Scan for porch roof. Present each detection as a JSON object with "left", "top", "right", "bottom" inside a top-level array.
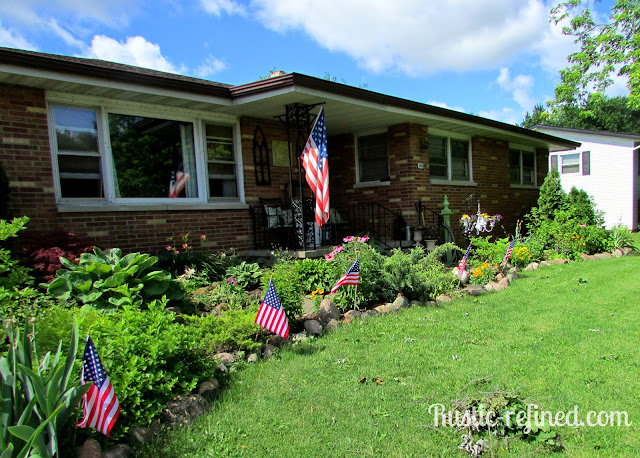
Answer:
[{"left": 0, "top": 47, "right": 579, "bottom": 152}]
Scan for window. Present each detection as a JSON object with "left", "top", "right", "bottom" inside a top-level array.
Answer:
[
  {"left": 49, "top": 102, "right": 242, "bottom": 205},
  {"left": 206, "top": 124, "right": 238, "bottom": 198},
  {"left": 428, "top": 134, "right": 471, "bottom": 181},
  {"left": 509, "top": 148, "right": 536, "bottom": 186},
  {"left": 52, "top": 106, "right": 104, "bottom": 198},
  {"left": 357, "top": 133, "right": 389, "bottom": 182},
  {"left": 561, "top": 153, "right": 580, "bottom": 174}
]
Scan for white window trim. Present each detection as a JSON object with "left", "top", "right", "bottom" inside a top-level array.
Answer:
[
  {"left": 46, "top": 94, "right": 244, "bottom": 209},
  {"left": 354, "top": 130, "right": 390, "bottom": 185},
  {"left": 428, "top": 129, "right": 474, "bottom": 184},
  {"left": 560, "top": 152, "right": 581, "bottom": 175},
  {"left": 510, "top": 145, "right": 538, "bottom": 188}
]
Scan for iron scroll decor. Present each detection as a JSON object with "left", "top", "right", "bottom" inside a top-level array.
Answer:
[{"left": 252, "top": 125, "right": 271, "bottom": 186}]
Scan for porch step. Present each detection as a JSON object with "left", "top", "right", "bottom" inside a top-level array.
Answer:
[{"left": 243, "top": 246, "right": 333, "bottom": 259}]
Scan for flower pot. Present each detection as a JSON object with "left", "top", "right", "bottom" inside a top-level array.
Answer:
[
  {"left": 425, "top": 239, "right": 437, "bottom": 251},
  {"left": 413, "top": 229, "right": 423, "bottom": 246}
]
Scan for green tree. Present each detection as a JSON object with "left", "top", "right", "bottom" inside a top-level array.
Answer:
[
  {"left": 537, "top": 168, "right": 566, "bottom": 220},
  {"left": 550, "top": 0, "right": 640, "bottom": 110}
]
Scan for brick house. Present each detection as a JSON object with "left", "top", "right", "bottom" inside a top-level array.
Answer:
[{"left": 0, "top": 47, "right": 578, "bottom": 254}]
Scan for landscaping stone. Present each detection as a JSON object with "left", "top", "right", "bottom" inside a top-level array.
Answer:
[
  {"left": 375, "top": 304, "right": 390, "bottom": 314},
  {"left": 506, "top": 272, "right": 519, "bottom": 282},
  {"left": 494, "top": 277, "right": 510, "bottom": 291},
  {"left": 262, "top": 344, "right": 276, "bottom": 359},
  {"left": 463, "top": 284, "right": 485, "bottom": 296},
  {"left": 103, "top": 444, "right": 134, "bottom": 458},
  {"left": 623, "top": 247, "right": 634, "bottom": 255},
  {"left": 509, "top": 267, "right": 519, "bottom": 273},
  {"left": 318, "top": 298, "right": 341, "bottom": 325},
  {"left": 166, "top": 306, "right": 182, "bottom": 315},
  {"left": 426, "top": 300, "right": 438, "bottom": 306},
  {"left": 217, "top": 363, "right": 227, "bottom": 373},
  {"left": 198, "top": 378, "right": 220, "bottom": 400},
  {"left": 611, "top": 249, "right": 624, "bottom": 258},
  {"left": 392, "top": 294, "right": 410, "bottom": 308},
  {"left": 247, "top": 353, "right": 259, "bottom": 363},
  {"left": 484, "top": 282, "right": 498, "bottom": 292},
  {"left": 551, "top": 258, "right": 568, "bottom": 264},
  {"left": 581, "top": 253, "right": 595, "bottom": 261},
  {"left": 344, "top": 310, "right": 361, "bottom": 321},
  {"left": 495, "top": 273, "right": 505, "bottom": 281},
  {"left": 540, "top": 261, "right": 552, "bottom": 267},
  {"left": 301, "top": 297, "right": 315, "bottom": 315},
  {"left": 77, "top": 439, "right": 102, "bottom": 458},
  {"left": 410, "top": 300, "right": 421, "bottom": 307},
  {"left": 304, "top": 319, "right": 323, "bottom": 336},
  {"left": 524, "top": 262, "right": 539, "bottom": 271},
  {"left": 594, "top": 252, "right": 612, "bottom": 260},
  {"left": 326, "top": 319, "right": 340, "bottom": 331},
  {"left": 163, "top": 395, "right": 210, "bottom": 427},
  {"left": 367, "top": 309, "right": 380, "bottom": 317},
  {"left": 435, "top": 294, "right": 452, "bottom": 304},
  {"left": 387, "top": 302, "right": 402, "bottom": 312},
  {"left": 128, "top": 423, "right": 160, "bottom": 446},
  {"left": 268, "top": 335, "right": 286, "bottom": 347},
  {"left": 214, "top": 352, "right": 235, "bottom": 365}
]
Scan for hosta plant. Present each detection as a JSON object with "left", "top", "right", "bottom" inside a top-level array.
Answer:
[{"left": 48, "top": 247, "right": 183, "bottom": 309}]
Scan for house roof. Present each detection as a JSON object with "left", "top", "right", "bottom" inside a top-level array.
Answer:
[
  {"left": 0, "top": 47, "right": 580, "bottom": 151},
  {"left": 531, "top": 124, "right": 640, "bottom": 141}
]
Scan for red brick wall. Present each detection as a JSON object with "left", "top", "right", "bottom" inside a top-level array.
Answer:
[{"left": 1, "top": 83, "right": 547, "bottom": 252}]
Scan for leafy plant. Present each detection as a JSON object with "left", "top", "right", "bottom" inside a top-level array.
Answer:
[
  {"left": 609, "top": 224, "right": 636, "bottom": 251},
  {"left": 0, "top": 319, "right": 91, "bottom": 457},
  {"left": 187, "top": 280, "right": 258, "bottom": 312},
  {"left": 261, "top": 259, "right": 303, "bottom": 320},
  {"left": 0, "top": 217, "right": 32, "bottom": 289},
  {"left": 48, "top": 247, "right": 183, "bottom": 309},
  {"left": 295, "top": 258, "right": 337, "bottom": 294},
  {"left": 469, "top": 261, "right": 497, "bottom": 285},
  {"left": 536, "top": 168, "right": 566, "bottom": 221},
  {"left": 225, "top": 261, "right": 262, "bottom": 289},
  {"left": 185, "top": 309, "right": 262, "bottom": 353}
]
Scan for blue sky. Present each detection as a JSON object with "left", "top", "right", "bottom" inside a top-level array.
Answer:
[{"left": 0, "top": 0, "right": 626, "bottom": 125}]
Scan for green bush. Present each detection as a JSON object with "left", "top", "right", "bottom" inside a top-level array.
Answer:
[
  {"left": 261, "top": 259, "right": 303, "bottom": 319},
  {"left": 609, "top": 224, "right": 637, "bottom": 251},
  {"left": 0, "top": 286, "right": 70, "bottom": 326},
  {"left": 185, "top": 309, "right": 261, "bottom": 353},
  {"left": 225, "top": 261, "right": 262, "bottom": 289},
  {"left": 295, "top": 258, "right": 337, "bottom": 294},
  {"left": 48, "top": 247, "right": 183, "bottom": 309},
  {"left": 187, "top": 280, "right": 258, "bottom": 312},
  {"left": 0, "top": 217, "right": 32, "bottom": 289},
  {"left": 36, "top": 301, "right": 216, "bottom": 440}
]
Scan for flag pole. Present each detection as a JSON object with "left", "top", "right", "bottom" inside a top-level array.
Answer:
[{"left": 353, "top": 283, "right": 358, "bottom": 311}]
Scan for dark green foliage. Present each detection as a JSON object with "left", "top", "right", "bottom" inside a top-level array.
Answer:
[
  {"left": 48, "top": 247, "right": 183, "bottom": 309},
  {"left": 536, "top": 169, "right": 566, "bottom": 221},
  {"left": 565, "top": 187, "right": 602, "bottom": 225},
  {"left": 225, "top": 261, "right": 262, "bottom": 289},
  {"left": 186, "top": 280, "right": 258, "bottom": 312},
  {"left": 261, "top": 260, "right": 303, "bottom": 319},
  {"left": 0, "top": 287, "right": 70, "bottom": 329}
]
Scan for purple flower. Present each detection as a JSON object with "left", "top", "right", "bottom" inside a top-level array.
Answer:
[{"left": 226, "top": 277, "right": 237, "bottom": 285}]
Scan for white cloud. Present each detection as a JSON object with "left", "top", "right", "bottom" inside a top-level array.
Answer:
[
  {"left": 200, "top": 0, "right": 246, "bottom": 16},
  {"left": 496, "top": 67, "right": 536, "bottom": 111},
  {"left": 247, "top": 0, "right": 548, "bottom": 75},
  {"left": 532, "top": 10, "right": 578, "bottom": 75},
  {"left": 0, "top": 24, "right": 36, "bottom": 50},
  {"left": 478, "top": 107, "right": 521, "bottom": 125},
  {"left": 11, "top": 0, "right": 138, "bottom": 28},
  {"left": 427, "top": 101, "right": 467, "bottom": 113},
  {"left": 192, "top": 55, "right": 227, "bottom": 78},
  {"left": 82, "top": 35, "right": 185, "bottom": 74}
]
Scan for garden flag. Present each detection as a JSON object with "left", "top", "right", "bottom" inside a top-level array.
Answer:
[
  {"left": 330, "top": 258, "right": 360, "bottom": 294},
  {"left": 77, "top": 336, "right": 120, "bottom": 436},
  {"left": 301, "top": 107, "right": 330, "bottom": 227},
  {"left": 256, "top": 279, "right": 290, "bottom": 339},
  {"left": 458, "top": 244, "right": 471, "bottom": 280},
  {"left": 169, "top": 170, "right": 190, "bottom": 198},
  {"left": 502, "top": 238, "right": 517, "bottom": 264}
]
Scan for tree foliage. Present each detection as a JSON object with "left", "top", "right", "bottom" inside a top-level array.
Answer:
[{"left": 550, "top": 0, "right": 640, "bottom": 110}]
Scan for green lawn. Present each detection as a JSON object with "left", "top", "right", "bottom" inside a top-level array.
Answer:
[{"left": 141, "top": 257, "right": 640, "bottom": 457}]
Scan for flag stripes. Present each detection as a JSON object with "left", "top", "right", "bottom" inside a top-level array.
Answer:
[
  {"left": 301, "top": 107, "right": 329, "bottom": 227},
  {"left": 255, "top": 279, "right": 290, "bottom": 339},
  {"left": 330, "top": 258, "right": 360, "bottom": 294}
]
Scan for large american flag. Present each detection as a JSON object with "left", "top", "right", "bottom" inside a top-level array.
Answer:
[
  {"left": 458, "top": 244, "right": 472, "bottom": 280},
  {"left": 301, "top": 107, "right": 329, "bottom": 227},
  {"left": 77, "top": 336, "right": 120, "bottom": 436},
  {"left": 330, "top": 258, "right": 360, "bottom": 294},
  {"left": 502, "top": 238, "right": 518, "bottom": 264},
  {"left": 255, "top": 279, "right": 290, "bottom": 339}
]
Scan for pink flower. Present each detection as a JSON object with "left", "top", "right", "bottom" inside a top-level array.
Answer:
[
  {"left": 182, "top": 243, "right": 188, "bottom": 249},
  {"left": 174, "top": 250, "right": 180, "bottom": 255},
  {"left": 200, "top": 234, "right": 207, "bottom": 241},
  {"left": 343, "top": 236, "right": 355, "bottom": 243},
  {"left": 334, "top": 245, "right": 344, "bottom": 253},
  {"left": 226, "top": 277, "right": 237, "bottom": 285},
  {"left": 324, "top": 253, "right": 335, "bottom": 261},
  {"left": 166, "top": 245, "right": 173, "bottom": 251},
  {"left": 580, "top": 223, "right": 586, "bottom": 227},
  {"left": 359, "top": 235, "right": 370, "bottom": 243}
]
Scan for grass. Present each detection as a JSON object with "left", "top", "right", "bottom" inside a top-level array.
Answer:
[{"left": 140, "top": 257, "right": 640, "bottom": 457}]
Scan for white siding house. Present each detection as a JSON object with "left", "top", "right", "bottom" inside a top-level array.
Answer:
[{"left": 533, "top": 126, "right": 640, "bottom": 229}]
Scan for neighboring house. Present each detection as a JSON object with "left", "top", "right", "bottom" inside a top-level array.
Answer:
[
  {"left": 533, "top": 125, "right": 640, "bottom": 229},
  {"left": 0, "top": 48, "right": 579, "bottom": 254}
]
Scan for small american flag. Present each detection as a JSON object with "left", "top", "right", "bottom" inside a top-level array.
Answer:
[
  {"left": 77, "top": 336, "right": 120, "bottom": 436},
  {"left": 502, "top": 238, "right": 518, "bottom": 264},
  {"left": 301, "top": 107, "right": 329, "bottom": 227},
  {"left": 330, "top": 258, "right": 360, "bottom": 294},
  {"left": 169, "top": 170, "right": 190, "bottom": 198},
  {"left": 458, "top": 244, "right": 472, "bottom": 280},
  {"left": 255, "top": 279, "right": 289, "bottom": 339}
]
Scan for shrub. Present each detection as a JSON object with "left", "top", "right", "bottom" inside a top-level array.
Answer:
[
  {"left": 225, "top": 261, "right": 262, "bottom": 289},
  {"left": 48, "top": 247, "right": 183, "bottom": 309},
  {"left": 537, "top": 168, "right": 566, "bottom": 220},
  {"left": 469, "top": 261, "right": 498, "bottom": 285},
  {"left": 295, "top": 258, "right": 338, "bottom": 294},
  {"left": 185, "top": 309, "right": 262, "bottom": 353},
  {"left": 609, "top": 224, "right": 637, "bottom": 251},
  {"left": 261, "top": 259, "right": 303, "bottom": 319},
  {"left": 565, "top": 187, "right": 603, "bottom": 225},
  {"left": 187, "top": 280, "right": 258, "bottom": 312},
  {"left": 0, "top": 286, "right": 70, "bottom": 326},
  {"left": 19, "top": 228, "right": 95, "bottom": 283},
  {"left": 0, "top": 217, "right": 32, "bottom": 289}
]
